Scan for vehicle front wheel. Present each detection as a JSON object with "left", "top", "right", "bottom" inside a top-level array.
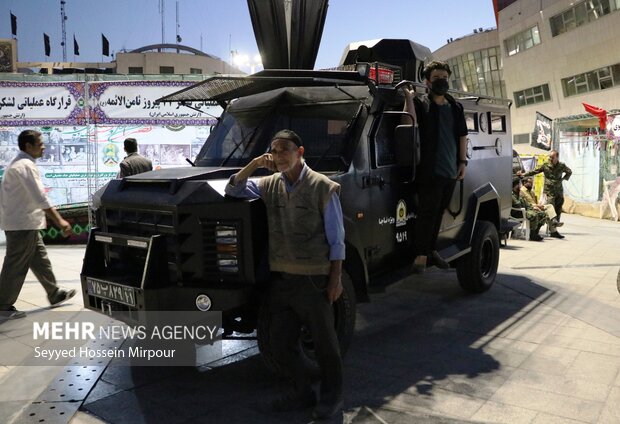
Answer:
[
  {"left": 257, "top": 270, "right": 356, "bottom": 377},
  {"left": 456, "top": 220, "right": 499, "bottom": 293}
]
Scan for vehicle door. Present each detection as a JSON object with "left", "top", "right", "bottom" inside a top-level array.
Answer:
[{"left": 364, "top": 110, "right": 417, "bottom": 272}]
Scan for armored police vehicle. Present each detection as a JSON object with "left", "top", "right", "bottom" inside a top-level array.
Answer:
[{"left": 81, "top": 39, "right": 514, "bottom": 373}]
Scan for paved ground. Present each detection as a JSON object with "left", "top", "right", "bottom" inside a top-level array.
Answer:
[{"left": 1, "top": 213, "right": 619, "bottom": 424}]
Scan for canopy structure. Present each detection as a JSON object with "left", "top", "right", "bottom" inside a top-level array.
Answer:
[{"left": 157, "top": 69, "right": 368, "bottom": 104}]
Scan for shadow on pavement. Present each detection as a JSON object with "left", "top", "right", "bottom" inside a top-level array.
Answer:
[{"left": 81, "top": 271, "right": 552, "bottom": 424}]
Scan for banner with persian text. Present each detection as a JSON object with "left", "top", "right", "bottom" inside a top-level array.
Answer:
[
  {"left": 88, "top": 81, "right": 220, "bottom": 125},
  {"left": 0, "top": 80, "right": 220, "bottom": 126},
  {"left": 0, "top": 79, "right": 222, "bottom": 206}
]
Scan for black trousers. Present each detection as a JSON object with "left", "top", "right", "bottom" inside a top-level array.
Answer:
[
  {"left": 414, "top": 175, "right": 457, "bottom": 257},
  {"left": 551, "top": 193, "right": 564, "bottom": 221},
  {"left": 269, "top": 273, "right": 342, "bottom": 403}
]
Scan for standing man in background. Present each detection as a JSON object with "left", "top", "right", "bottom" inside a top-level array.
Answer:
[
  {"left": 521, "top": 150, "right": 572, "bottom": 222},
  {"left": 118, "top": 137, "right": 153, "bottom": 177},
  {"left": 0, "top": 130, "right": 75, "bottom": 320}
]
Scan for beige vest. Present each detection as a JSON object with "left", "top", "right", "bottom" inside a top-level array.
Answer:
[
  {"left": 520, "top": 186, "right": 538, "bottom": 206},
  {"left": 259, "top": 167, "right": 340, "bottom": 275}
]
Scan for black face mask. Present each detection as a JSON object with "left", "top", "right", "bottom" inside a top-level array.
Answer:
[{"left": 430, "top": 78, "right": 449, "bottom": 96}]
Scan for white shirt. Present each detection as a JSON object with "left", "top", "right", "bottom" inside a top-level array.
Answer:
[{"left": 0, "top": 151, "right": 52, "bottom": 231}]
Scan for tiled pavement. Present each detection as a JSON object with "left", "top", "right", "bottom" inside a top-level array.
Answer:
[{"left": 0, "top": 213, "right": 619, "bottom": 423}]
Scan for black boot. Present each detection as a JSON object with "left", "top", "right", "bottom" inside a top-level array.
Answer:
[
  {"left": 529, "top": 231, "right": 543, "bottom": 241},
  {"left": 550, "top": 231, "right": 565, "bottom": 239}
]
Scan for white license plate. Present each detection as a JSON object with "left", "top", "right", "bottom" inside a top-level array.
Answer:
[{"left": 86, "top": 278, "right": 136, "bottom": 307}]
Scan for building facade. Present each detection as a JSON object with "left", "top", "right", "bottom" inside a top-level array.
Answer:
[
  {"left": 433, "top": 0, "right": 620, "bottom": 210},
  {"left": 499, "top": 0, "right": 620, "bottom": 140},
  {"left": 432, "top": 28, "right": 505, "bottom": 100},
  {"left": 1, "top": 41, "right": 241, "bottom": 76},
  {"left": 115, "top": 44, "right": 240, "bottom": 75}
]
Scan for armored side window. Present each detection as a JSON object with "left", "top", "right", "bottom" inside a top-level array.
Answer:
[
  {"left": 465, "top": 112, "right": 478, "bottom": 132},
  {"left": 374, "top": 112, "right": 405, "bottom": 167},
  {"left": 490, "top": 113, "right": 506, "bottom": 133}
]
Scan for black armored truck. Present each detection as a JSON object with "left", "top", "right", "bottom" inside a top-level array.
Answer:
[{"left": 81, "top": 39, "right": 514, "bottom": 371}]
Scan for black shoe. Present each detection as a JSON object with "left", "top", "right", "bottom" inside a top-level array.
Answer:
[
  {"left": 411, "top": 263, "right": 426, "bottom": 274},
  {"left": 529, "top": 233, "right": 543, "bottom": 241},
  {"left": 49, "top": 289, "right": 76, "bottom": 306},
  {"left": 411, "top": 257, "right": 427, "bottom": 274},
  {"left": 550, "top": 232, "right": 565, "bottom": 239},
  {"left": 431, "top": 250, "right": 450, "bottom": 269},
  {"left": 312, "top": 398, "right": 343, "bottom": 420},
  {"left": 272, "top": 390, "right": 316, "bottom": 412},
  {"left": 0, "top": 306, "right": 26, "bottom": 320}
]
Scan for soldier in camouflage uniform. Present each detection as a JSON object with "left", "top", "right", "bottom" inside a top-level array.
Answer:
[
  {"left": 520, "top": 177, "right": 565, "bottom": 239},
  {"left": 511, "top": 178, "right": 547, "bottom": 241},
  {"left": 521, "top": 150, "right": 572, "bottom": 221}
]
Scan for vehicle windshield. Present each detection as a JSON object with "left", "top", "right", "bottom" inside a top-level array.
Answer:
[{"left": 194, "top": 86, "right": 369, "bottom": 172}]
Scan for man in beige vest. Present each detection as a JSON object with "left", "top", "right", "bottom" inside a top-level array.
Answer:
[
  {"left": 225, "top": 129, "right": 345, "bottom": 420},
  {"left": 520, "top": 177, "right": 564, "bottom": 238}
]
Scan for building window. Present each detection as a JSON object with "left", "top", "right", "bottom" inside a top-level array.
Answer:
[
  {"left": 190, "top": 68, "right": 202, "bottom": 74},
  {"left": 446, "top": 46, "right": 505, "bottom": 98},
  {"left": 159, "top": 66, "right": 174, "bottom": 74},
  {"left": 513, "top": 133, "right": 530, "bottom": 145},
  {"left": 504, "top": 25, "right": 541, "bottom": 56},
  {"left": 128, "top": 67, "right": 143, "bottom": 74},
  {"left": 550, "top": 0, "right": 619, "bottom": 37},
  {"left": 562, "top": 63, "right": 620, "bottom": 97},
  {"left": 514, "top": 84, "right": 551, "bottom": 107}
]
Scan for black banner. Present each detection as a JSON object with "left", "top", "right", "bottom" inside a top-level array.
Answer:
[
  {"left": 10, "top": 12, "right": 17, "bottom": 36},
  {"left": 102, "top": 33, "right": 110, "bottom": 56},
  {"left": 531, "top": 111, "right": 552, "bottom": 150},
  {"left": 43, "top": 33, "right": 50, "bottom": 57}
]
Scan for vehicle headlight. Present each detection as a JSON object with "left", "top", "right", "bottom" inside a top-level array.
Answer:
[{"left": 215, "top": 225, "right": 239, "bottom": 273}]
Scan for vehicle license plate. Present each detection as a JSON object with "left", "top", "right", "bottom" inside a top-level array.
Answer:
[{"left": 86, "top": 278, "right": 136, "bottom": 307}]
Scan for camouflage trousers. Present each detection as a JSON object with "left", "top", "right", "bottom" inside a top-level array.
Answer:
[
  {"left": 545, "top": 190, "right": 564, "bottom": 220},
  {"left": 525, "top": 209, "right": 548, "bottom": 232}
]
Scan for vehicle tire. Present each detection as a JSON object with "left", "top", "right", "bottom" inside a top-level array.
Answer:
[
  {"left": 256, "top": 270, "right": 357, "bottom": 377},
  {"left": 456, "top": 220, "right": 499, "bottom": 293}
]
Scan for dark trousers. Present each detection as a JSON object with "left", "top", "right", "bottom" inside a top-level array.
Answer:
[
  {"left": 414, "top": 176, "right": 457, "bottom": 257},
  {"left": 0, "top": 230, "right": 59, "bottom": 310},
  {"left": 550, "top": 193, "right": 564, "bottom": 221},
  {"left": 269, "top": 273, "right": 342, "bottom": 403}
]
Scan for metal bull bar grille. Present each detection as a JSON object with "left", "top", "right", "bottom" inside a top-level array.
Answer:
[{"left": 101, "top": 208, "right": 178, "bottom": 286}]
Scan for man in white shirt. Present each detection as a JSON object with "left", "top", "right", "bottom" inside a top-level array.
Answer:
[{"left": 0, "top": 130, "right": 75, "bottom": 320}]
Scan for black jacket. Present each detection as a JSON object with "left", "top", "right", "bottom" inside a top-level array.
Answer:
[{"left": 413, "top": 93, "right": 468, "bottom": 181}]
